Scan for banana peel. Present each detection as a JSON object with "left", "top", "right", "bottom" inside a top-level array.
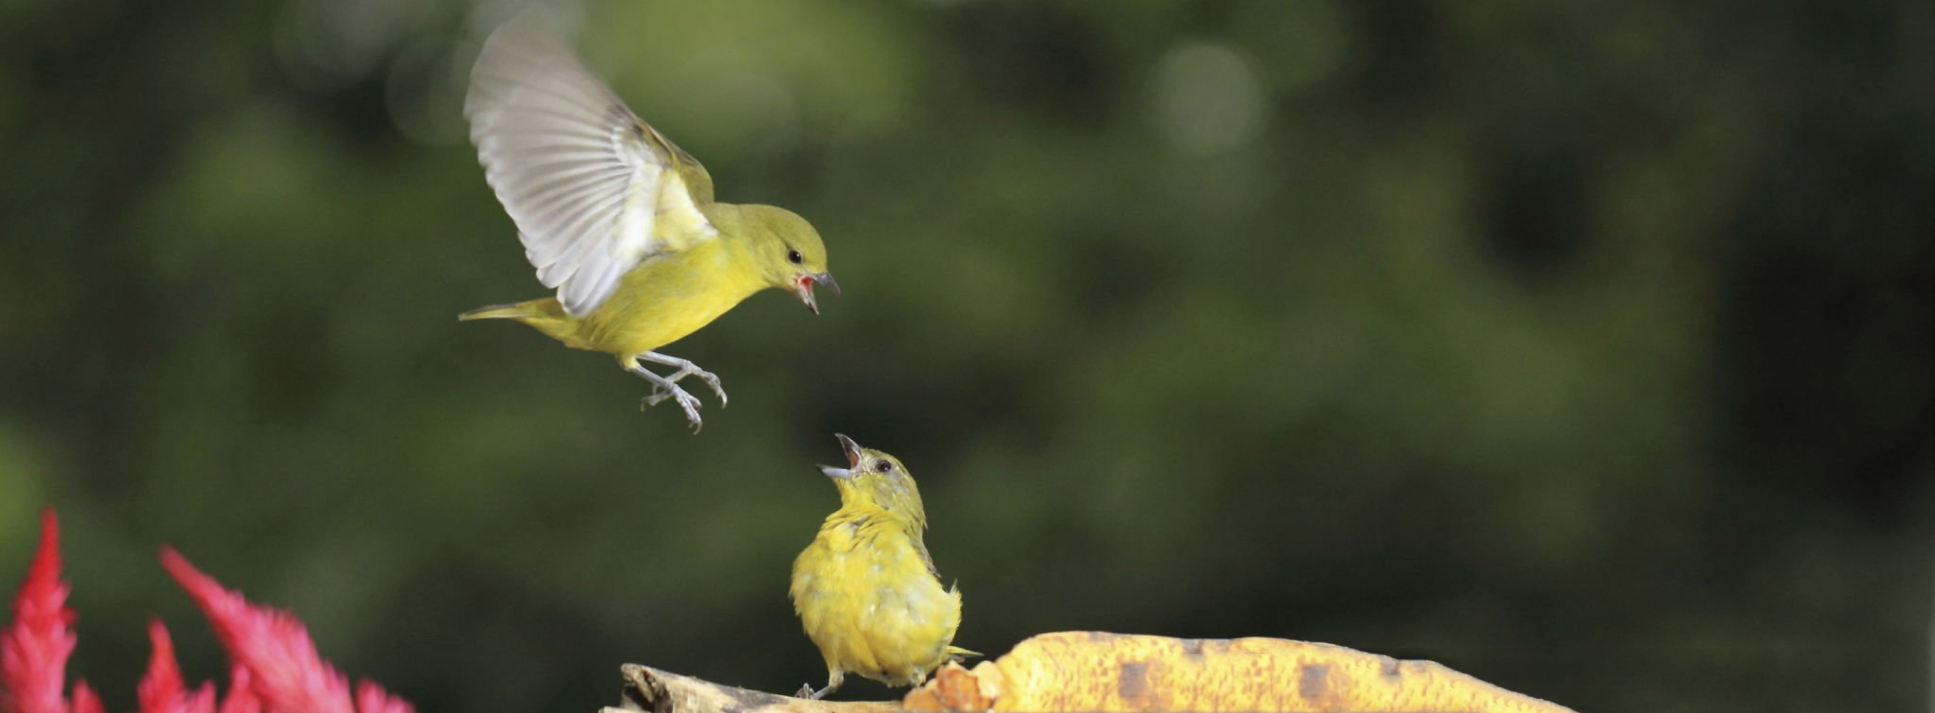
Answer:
[
  {"left": 611, "top": 631, "right": 1574, "bottom": 713},
  {"left": 901, "top": 632, "right": 1572, "bottom": 712}
]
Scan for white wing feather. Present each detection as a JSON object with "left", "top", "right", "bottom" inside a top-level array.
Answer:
[{"left": 465, "top": 18, "right": 709, "bottom": 316}]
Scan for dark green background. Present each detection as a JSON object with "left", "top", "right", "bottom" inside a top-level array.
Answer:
[{"left": 2, "top": 1, "right": 1929, "bottom": 711}]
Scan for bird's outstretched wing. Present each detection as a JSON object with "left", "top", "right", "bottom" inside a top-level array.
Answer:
[{"left": 465, "top": 16, "right": 716, "bottom": 316}]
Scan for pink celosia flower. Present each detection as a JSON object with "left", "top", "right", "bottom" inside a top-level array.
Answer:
[
  {"left": 1, "top": 512, "right": 412, "bottom": 713},
  {"left": 348, "top": 683, "right": 409, "bottom": 713},
  {"left": 63, "top": 685, "right": 98, "bottom": 713},
  {"left": 138, "top": 621, "right": 216, "bottom": 713},
  {"left": 214, "top": 668, "right": 259, "bottom": 713},
  {"left": 159, "top": 549, "right": 413, "bottom": 713},
  {"left": 0, "top": 510, "right": 83, "bottom": 713}
]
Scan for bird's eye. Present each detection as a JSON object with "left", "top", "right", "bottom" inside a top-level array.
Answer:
[
  {"left": 787, "top": 249, "right": 803, "bottom": 265},
  {"left": 874, "top": 460, "right": 893, "bottom": 473}
]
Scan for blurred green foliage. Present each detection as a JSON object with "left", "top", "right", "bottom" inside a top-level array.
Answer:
[{"left": 1, "top": 0, "right": 1929, "bottom": 711}]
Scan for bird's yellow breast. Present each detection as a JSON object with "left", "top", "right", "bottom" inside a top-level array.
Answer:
[
  {"left": 561, "top": 238, "right": 768, "bottom": 356},
  {"left": 790, "top": 510, "right": 962, "bottom": 687}
]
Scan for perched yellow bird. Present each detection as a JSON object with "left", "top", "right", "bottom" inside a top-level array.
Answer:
[
  {"left": 458, "top": 16, "right": 837, "bottom": 431},
  {"left": 790, "top": 435, "right": 975, "bottom": 699}
]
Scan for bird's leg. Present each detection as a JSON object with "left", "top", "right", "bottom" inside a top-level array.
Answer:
[
  {"left": 622, "top": 358, "right": 704, "bottom": 432},
  {"left": 636, "top": 351, "right": 728, "bottom": 407},
  {"left": 795, "top": 670, "right": 843, "bottom": 700}
]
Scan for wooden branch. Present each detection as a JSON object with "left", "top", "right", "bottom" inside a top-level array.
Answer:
[
  {"left": 605, "top": 631, "right": 1576, "bottom": 713},
  {"left": 611, "top": 664, "right": 896, "bottom": 713}
]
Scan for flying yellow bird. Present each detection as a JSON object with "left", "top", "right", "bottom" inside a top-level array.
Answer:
[
  {"left": 458, "top": 16, "right": 837, "bottom": 432},
  {"left": 790, "top": 435, "right": 976, "bottom": 699}
]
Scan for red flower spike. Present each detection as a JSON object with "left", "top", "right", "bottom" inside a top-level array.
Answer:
[
  {"left": 138, "top": 621, "right": 215, "bottom": 713},
  {"left": 1, "top": 510, "right": 78, "bottom": 713},
  {"left": 350, "top": 684, "right": 409, "bottom": 713},
  {"left": 65, "top": 684, "right": 98, "bottom": 713},
  {"left": 158, "top": 548, "right": 413, "bottom": 713},
  {"left": 137, "top": 621, "right": 183, "bottom": 712},
  {"left": 214, "top": 668, "right": 258, "bottom": 713},
  {"left": 5, "top": 514, "right": 408, "bottom": 713}
]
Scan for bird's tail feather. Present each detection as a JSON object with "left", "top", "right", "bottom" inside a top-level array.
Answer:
[
  {"left": 457, "top": 297, "right": 577, "bottom": 342},
  {"left": 459, "top": 301, "right": 541, "bottom": 321}
]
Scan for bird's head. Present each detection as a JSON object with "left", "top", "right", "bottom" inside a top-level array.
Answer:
[
  {"left": 819, "top": 434, "right": 925, "bottom": 526},
  {"left": 736, "top": 204, "right": 837, "bottom": 314}
]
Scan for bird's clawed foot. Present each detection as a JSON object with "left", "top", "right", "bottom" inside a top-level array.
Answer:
[
  {"left": 794, "top": 671, "right": 842, "bottom": 700},
  {"left": 640, "top": 384, "right": 705, "bottom": 432},
  {"left": 637, "top": 351, "right": 728, "bottom": 406},
  {"left": 625, "top": 352, "right": 726, "bottom": 433}
]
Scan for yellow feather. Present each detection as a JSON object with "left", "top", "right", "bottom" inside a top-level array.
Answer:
[
  {"left": 468, "top": 204, "right": 828, "bottom": 357},
  {"left": 459, "top": 17, "right": 835, "bottom": 430},
  {"left": 790, "top": 439, "right": 968, "bottom": 698}
]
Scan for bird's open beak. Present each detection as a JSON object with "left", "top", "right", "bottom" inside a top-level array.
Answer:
[
  {"left": 794, "top": 272, "right": 840, "bottom": 315},
  {"left": 820, "top": 433, "right": 864, "bottom": 479},
  {"left": 835, "top": 433, "right": 862, "bottom": 466}
]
